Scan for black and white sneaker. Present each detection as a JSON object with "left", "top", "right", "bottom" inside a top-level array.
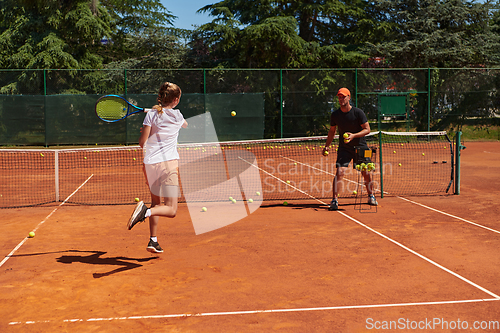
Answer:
[
  {"left": 128, "top": 201, "right": 148, "bottom": 230},
  {"left": 328, "top": 199, "right": 339, "bottom": 211},
  {"left": 147, "top": 239, "right": 163, "bottom": 253}
]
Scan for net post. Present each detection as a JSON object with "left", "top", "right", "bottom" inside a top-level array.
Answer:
[
  {"left": 55, "top": 150, "right": 59, "bottom": 202},
  {"left": 454, "top": 131, "right": 466, "bottom": 195},
  {"left": 378, "top": 131, "right": 384, "bottom": 198}
]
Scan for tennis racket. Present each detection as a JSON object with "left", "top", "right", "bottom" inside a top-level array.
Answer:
[{"left": 95, "top": 95, "right": 152, "bottom": 122}]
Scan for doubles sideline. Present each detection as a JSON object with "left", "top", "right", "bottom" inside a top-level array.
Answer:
[{"left": 0, "top": 174, "right": 94, "bottom": 269}]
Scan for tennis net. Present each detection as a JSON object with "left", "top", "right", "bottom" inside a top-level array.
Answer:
[{"left": 0, "top": 131, "right": 454, "bottom": 208}]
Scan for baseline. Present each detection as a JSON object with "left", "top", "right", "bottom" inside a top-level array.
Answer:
[{"left": 8, "top": 298, "right": 500, "bottom": 325}]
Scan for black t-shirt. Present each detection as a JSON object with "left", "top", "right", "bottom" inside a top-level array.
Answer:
[{"left": 330, "top": 106, "right": 368, "bottom": 149}]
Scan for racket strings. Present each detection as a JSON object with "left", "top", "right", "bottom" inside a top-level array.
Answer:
[{"left": 96, "top": 97, "right": 128, "bottom": 121}]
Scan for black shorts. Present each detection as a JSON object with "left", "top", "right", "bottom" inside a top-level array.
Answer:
[{"left": 336, "top": 146, "right": 373, "bottom": 168}]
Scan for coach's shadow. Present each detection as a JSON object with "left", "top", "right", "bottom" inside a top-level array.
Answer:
[{"left": 56, "top": 250, "right": 158, "bottom": 279}]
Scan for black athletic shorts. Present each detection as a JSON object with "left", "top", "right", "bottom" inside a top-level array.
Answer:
[{"left": 336, "top": 146, "right": 373, "bottom": 168}]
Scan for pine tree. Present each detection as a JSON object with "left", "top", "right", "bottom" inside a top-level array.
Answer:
[{"left": 0, "top": 0, "right": 113, "bottom": 69}]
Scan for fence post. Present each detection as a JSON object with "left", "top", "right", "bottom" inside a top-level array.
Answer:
[
  {"left": 44, "top": 69, "right": 47, "bottom": 147},
  {"left": 280, "top": 69, "right": 283, "bottom": 138},
  {"left": 427, "top": 68, "right": 431, "bottom": 132}
]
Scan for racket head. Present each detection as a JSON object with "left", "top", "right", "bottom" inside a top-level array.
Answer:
[{"left": 95, "top": 95, "right": 144, "bottom": 122}]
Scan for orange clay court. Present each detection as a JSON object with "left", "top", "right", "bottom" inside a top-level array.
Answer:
[{"left": 1, "top": 141, "right": 499, "bottom": 332}]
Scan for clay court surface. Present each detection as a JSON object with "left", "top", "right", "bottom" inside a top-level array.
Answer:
[{"left": 1, "top": 141, "right": 499, "bottom": 332}]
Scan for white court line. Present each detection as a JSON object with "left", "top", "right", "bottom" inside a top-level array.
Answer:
[
  {"left": 239, "top": 157, "right": 327, "bottom": 206},
  {"left": 396, "top": 196, "right": 500, "bottom": 234},
  {"left": 282, "top": 156, "right": 500, "bottom": 234},
  {"left": 0, "top": 174, "right": 94, "bottom": 269},
  {"left": 8, "top": 298, "right": 500, "bottom": 325}
]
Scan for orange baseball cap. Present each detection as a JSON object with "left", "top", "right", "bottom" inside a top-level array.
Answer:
[{"left": 337, "top": 88, "right": 351, "bottom": 97}]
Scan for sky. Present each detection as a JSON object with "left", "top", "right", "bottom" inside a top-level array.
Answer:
[{"left": 161, "top": 0, "right": 214, "bottom": 30}]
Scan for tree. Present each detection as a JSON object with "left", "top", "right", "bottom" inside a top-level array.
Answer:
[
  {"left": 192, "top": 0, "right": 372, "bottom": 68},
  {"left": 365, "top": 0, "right": 500, "bottom": 68},
  {"left": 0, "top": 0, "right": 113, "bottom": 69}
]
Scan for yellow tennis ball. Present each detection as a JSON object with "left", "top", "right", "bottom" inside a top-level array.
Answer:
[
  {"left": 422, "top": 153, "right": 425, "bottom": 156},
  {"left": 286, "top": 180, "right": 290, "bottom": 184},
  {"left": 231, "top": 111, "right": 236, "bottom": 116},
  {"left": 283, "top": 201, "right": 288, "bottom": 206},
  {"left": 323, "top": 150, "right": 329, "bottom": 156},
  {"left": 343, "top": 133, "right": 349, "bottom": 138},
  {"left": 201, "top": 207, "right": 207, "bottom": 212},
  {"left": 393, "top": 150, "right": 396, "bottom": 154},
  {"left": 134, "top": 197, "right": 140, "bottom": 202},
  {"left": 398, "top": 163, "right": 402, "bottom": 166},
  {"left": 256, "top": 191, "right": 261, "bottom": 196},
  {"left": 353, "top": 190, "right": 357, "bottom": 195},
  {"left": 28, "top": 231, "right": 35, "bottom": 238},
  {"left": 229, "top": 196, "right": 233, "bottom": 201},
  {"left": 40, "top": 153, "right": 44, "bottom": 157},
  {"left": 248, "top": 198, "right": 253, "bottom": 203}
]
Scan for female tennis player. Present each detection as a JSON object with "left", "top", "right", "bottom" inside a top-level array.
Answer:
[{"left": 127, "top": 81, "right": 188, "bottom": 253}]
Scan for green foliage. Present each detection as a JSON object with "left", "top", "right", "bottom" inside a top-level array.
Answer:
[
  {"left": 193, "top": 0, "right": 370, "bottom": 68},
  {"left": 0, "top": 0, "right": 113, "bottom": 70},
  {"left": 365, "top": 0, "right": 500, "bottom": 68}
]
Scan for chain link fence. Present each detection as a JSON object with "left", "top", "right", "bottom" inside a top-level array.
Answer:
[{"left": 0, "top": 68, "right": 498, "bottom": 146}]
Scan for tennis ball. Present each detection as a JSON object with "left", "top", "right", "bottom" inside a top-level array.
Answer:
[
  {"left": 398, "top": 163, "right": 402, "bottom": 166},
  {"left": 283, "top": 201, "right": 288, "bottom": 206},
  {"left": 343, "top": 133, "right": 349, "bottom": 139},
  {"left": 422, "top": 153, "right": 425, "bottom": 156},
  {"left": 248, "top": 198, "right": 253, "bottom": 203},
  {"left": 393, "top": 150, "right": 396, "bottom": 154},
  {"left": 231, "top": 198, "right": 236, "bottom": 203},
  {"left": 323, "top": 150, "right": 329, "bottom": 156},
  {"left": 134, "top": 197, "right": 140, "bottom": 202},
  {"left": 231, "top": 111, "right": 236, "bottom": 116},
  {"left": 133, "top": 158, "right": 136, "bottom": 161},
  {"left": 286, "top": 180, "right": 290, "bottom": 184},
  {"left": 40, "top": 153, "right": 44, "bottom": 157},
  {"left": 202, "top": 207, "right": 207, "bottom": 212},
  {"left": 344, "top": 139, "right": 349, "bottom": 143},
  {"left": 256, "top": 191, "right": 261, "bottom": 196},
  {"left": 84, "top": 157, "right": 87, "bottom": 159},
  {"left": 353, "top": 190, "right": 357, "bottom": 195},
  {"left": 28, "top": 231, "right": 35, "bottom": 238},
  {"left": 229, "top": 196, "right": 233, "bottom": 201}
]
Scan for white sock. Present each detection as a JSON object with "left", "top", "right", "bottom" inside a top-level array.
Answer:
[
  {"left": 150, "top": 236, "right": 157, "bottom": 242},
  {"left": 145, "top": 209, "right": 152, "bottom": 218}
]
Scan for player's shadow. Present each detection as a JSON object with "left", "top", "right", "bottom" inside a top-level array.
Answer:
[{"left": 56, "top": 250, "right": 158, "bottom": 279}]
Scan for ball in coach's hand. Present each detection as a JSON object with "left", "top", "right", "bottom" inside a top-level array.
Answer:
[
  {"left": 343, "top": 133, "right": 349, "bottom": 139},
  {"left": 231, "top": 111, "right": 236, "bottom": 116}
]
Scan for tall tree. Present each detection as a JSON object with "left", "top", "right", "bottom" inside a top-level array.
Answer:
[
  {"left": 193, "top": 0, "right": 373, "bottom": 68},
  {"left": 0, "top": 0, "right": 113, "bottom": 69},
  {"left": 365, "top": 0, "right": 500, "bottom": 67}
]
